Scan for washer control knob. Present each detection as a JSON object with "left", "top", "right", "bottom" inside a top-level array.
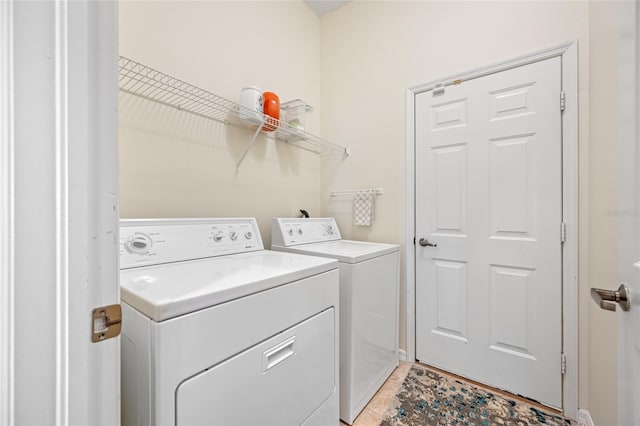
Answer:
[
  {"left": 288, "top": 229, "right": 294, "bottom": 236},
  {"left": 325, "top": 225, "right": 334, "bottom": 235},
  {"left": 244, "top": 231, "right": 253, "bottom": 240},
  {"left": 213, "top": 232, "right": 224, "bottom": 242},
  {"left": 229, "top": 231, "right": 238, "bottom": 241},
  {"left": 297, "top": 228, "right": 303, "bottom": 235},
  {"left": 125, "top": 233, "right": 153, "bottom": 255}
]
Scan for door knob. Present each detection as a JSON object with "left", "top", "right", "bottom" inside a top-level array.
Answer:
[
  {"left": 590, "top": 283, "right": 631, "bottom": 312},
  {"left": 418, "top": 238, "right": 437, "bottom": 247}
]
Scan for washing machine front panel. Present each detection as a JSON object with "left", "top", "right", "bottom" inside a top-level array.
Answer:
[
  {"left": 176, "top": 308, "right": 335, "bottom": 425},
  {"left": 345, "top": 252, "right": 400, "bottom": 420}
]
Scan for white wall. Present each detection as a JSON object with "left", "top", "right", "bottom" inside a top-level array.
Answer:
[{"left": 118, "top": 1, "right": 330, "bottom": 244}]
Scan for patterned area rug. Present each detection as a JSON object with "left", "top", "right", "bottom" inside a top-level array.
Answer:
[{"left": 381, "top": 364, "right": 571, "bottom": 425}]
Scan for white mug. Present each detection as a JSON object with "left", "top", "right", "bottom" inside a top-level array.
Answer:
[{"left": 239, "top": 86, "right": 263, "bottom": 122}]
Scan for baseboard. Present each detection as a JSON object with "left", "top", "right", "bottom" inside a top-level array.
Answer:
[
  {"left": 398, "top": 349, "right": 407, "bottom": 362},
  {"left": 577, "top": 409, "right": 594, "bottom": 426}
]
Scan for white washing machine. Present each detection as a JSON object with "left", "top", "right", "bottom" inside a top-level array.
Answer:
[
  {"left": 271, "top": 218, "right": 399, "bottom": 424},
  {"left": 119, "top": 218, "right": 340, "bottom": 426}
]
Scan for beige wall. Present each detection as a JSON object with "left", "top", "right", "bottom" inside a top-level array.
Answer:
[
  {"left": 120, "top": 0, "right": 623, "bottom": 423},
  {"left": 118, "top": 1, "right": 326, "bottom": 243},
  {"left": 587, "top": 1, "right": 621, "bottom": 424},
  {"left": 320, "top": 0, "right": 619, "bottom": 423}
]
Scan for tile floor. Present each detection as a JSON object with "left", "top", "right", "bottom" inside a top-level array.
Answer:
[{"left": 340, "top": 361, "right": 413, "bottom": 426}]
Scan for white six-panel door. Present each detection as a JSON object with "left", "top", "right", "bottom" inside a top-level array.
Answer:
[{"left": 415, "top": 57, "right": 563, "bottom": 408}]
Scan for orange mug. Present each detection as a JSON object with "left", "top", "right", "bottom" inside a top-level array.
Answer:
[{"left": 262, "top": 91, "right": 280, "bottom": 132}]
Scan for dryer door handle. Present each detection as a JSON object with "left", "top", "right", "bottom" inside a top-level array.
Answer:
[{"left": 263, "top": 336, "right": 296, "bottom": 371}]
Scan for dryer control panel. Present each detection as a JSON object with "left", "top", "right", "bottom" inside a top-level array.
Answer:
[
  {"left": 271, "top": 218, "right": 342, "bottom": 247},
  {"left": 120, "top": 218, "right": 263, "bottom": 269}
]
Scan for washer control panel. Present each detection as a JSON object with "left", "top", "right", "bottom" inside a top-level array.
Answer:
[
  {"left": 271, "top": 218, "right": 341, "bottom": 247},
  {"left": 120, "top": 218, "right": 263, "bottom": 269}
]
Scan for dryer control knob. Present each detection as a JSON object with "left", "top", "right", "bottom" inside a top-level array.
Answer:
[
  {"left": 125, "top": 233, "right": 152, "bottom": 255},
  {"left": 297, "top": 228, "right": 303, "bottom": 235},
  {"left": 244, "top": 231, "right": 253, "bottom": 240},
  {"left": 325, "top": 225, "right": 334, "bottom": 235},
  {"left": 213, "top": 232, "right": 224, "bottom": 242},
  {"left": 288, "top": 229, "right": 294, "bottom": 236},
  {"left": 229, "top": 231, "right": 238, "bottom": 241}
]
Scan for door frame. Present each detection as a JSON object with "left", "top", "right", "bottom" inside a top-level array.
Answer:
[
  {"left": 0, "top": 0, "right": 14, "bottom": 422},
  {"left": 0, "top": 1, "right": 119, "bottom": 423},
  {"left": 404, "top": 41, "right": 578, "bottom": 417},
  {"left": 617, "top": 1, "right": 639, "bottom": 423}
]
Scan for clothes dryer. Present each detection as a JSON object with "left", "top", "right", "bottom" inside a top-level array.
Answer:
[
  {"left": 271, "top": 218, "right": 399, "bottom": 424},
  {"left": 119, "top": 218, "right": 340, "bottom": 426}
]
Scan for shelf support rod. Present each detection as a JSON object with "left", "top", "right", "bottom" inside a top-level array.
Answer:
[
  {"left": 330, "top": 188, "right": 383, "bottom": 197},
  {"left": 236, "top": 120, "right": 265, "bottom": 171}
]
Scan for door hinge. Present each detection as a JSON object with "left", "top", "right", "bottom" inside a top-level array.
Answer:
[
  {"left": 92, "top": 304, "right": 122, "bottom": 343},
  {"left": 560, "top": 91, "right": 566, "bottom": 111},
  {"left": 413, "top": 237, "right": 416, "bottom": 245},
  {"left": 561, "top": 222, "right": 567, "bottom": 243},
  {"left": 561, "top": 353, "right": 567, "bottom": 375}
]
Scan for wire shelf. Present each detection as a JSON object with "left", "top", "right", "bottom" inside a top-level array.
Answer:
[
  {"left": 118, "top": 56, "right": 350, "bottom": 164},
  {"left": 119, "top": 56, "right": 239, "bottom": 124}
]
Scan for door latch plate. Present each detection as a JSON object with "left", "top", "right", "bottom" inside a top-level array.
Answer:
[{"left": 92, "top": 304, "right": 122, "bottom": 342}]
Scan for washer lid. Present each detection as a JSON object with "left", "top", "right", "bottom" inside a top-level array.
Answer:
[
  {"left": 120, "top": 250, "right": 337, "bottom": 322},
  {"left": 272, "top": 240, "right": 399, "bottom": 264}
]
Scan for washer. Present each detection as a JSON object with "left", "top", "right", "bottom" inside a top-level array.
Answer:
[
  {"left": 119, "top": 218, "right": 340, "bottom": 426},
  {"left": 271, "top": 218, "right": 399, "bottom": 424}
]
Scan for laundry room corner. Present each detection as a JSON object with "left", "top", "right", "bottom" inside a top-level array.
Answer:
[
  {"left": 117, "top": 0, "right": 628, "bottom": 424},
  {"left": 318, "top": 1, "right": 625, "bottom": 424},
  {"left": 4, "top": 0, "right": 639, "bottom": 424},
  {"left": 117, "top": 0, "right": 334, "bottom": 244}
]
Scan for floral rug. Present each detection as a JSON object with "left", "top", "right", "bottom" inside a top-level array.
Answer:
[{"left": 381, "top": 364, "right": 571, "bottom": 425}]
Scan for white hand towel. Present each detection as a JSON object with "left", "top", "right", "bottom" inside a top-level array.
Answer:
[{"left": 354, "top": 191, "right": 375, "bottom": 226}]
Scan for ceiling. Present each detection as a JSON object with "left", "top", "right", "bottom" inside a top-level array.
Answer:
[{"left": 304, "top": 0, "right": 351, "bottom": 17}]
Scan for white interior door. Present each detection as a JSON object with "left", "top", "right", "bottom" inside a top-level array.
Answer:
[
  {"left": 617, "top": 2, "right": 640, "bottom": 423},
  {"left": 415, "top": 57, "right": 563, "bottom": 408},
  {"left": 1, "top": 1, "right": 119, "bottom": 424}
]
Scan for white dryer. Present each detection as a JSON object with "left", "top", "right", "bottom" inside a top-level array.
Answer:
[
  {"left": 271, "top": 218, "right": 399, "bottom": 424},
  {"left": 119, "top": 218, "right": 340, "bottom": 426}
]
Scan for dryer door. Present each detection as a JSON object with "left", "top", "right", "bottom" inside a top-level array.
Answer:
[{"left": 176, "top": 308, "right": 336, "bottom": 425}]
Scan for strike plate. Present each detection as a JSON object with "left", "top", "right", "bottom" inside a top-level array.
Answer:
[{"left": 92, "top": 304, "right": 122, "bottom": 343}]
